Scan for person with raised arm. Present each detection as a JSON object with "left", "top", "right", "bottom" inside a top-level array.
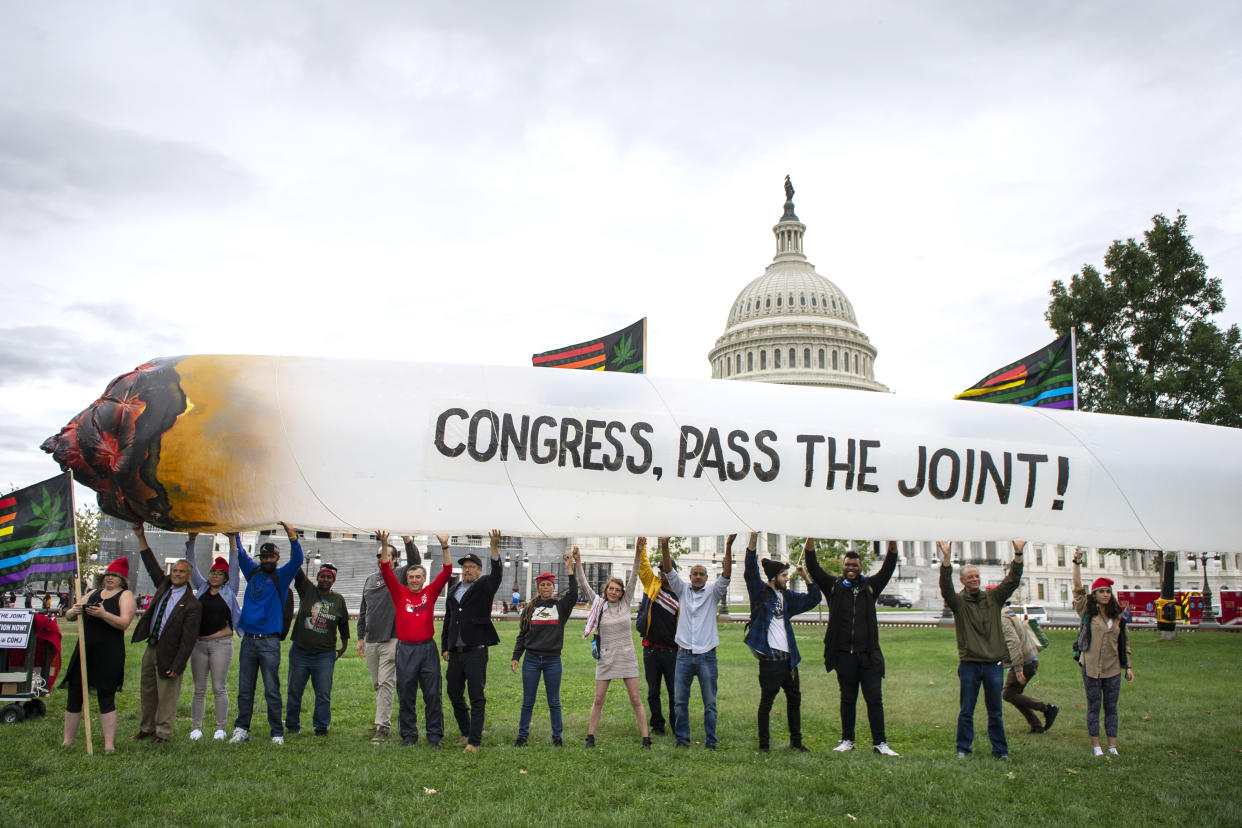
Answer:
[
  {"left": 440, "top": 530, "right": 504, "bottom": 753},
  {"left": 744, "top": 531, "right": 822, "bottom": 753},
  {"left": 510, "top": 549, "right": 578, "bottom": 746},
  {"left": 1072, "top": 551, "right": 1134, "bottom": 757},
  {"left": 184, "top": 532, "right": 242, "bottom": 742},
  {"left": 130, "top": 523, "right": 201, "bottom": 745},
  {"left": 576, "top": 542, "right": 649, "bottom": 748},
  {"left": 636, "top": 537, "right": 680, "bottom": 737},
  {"left": 357, "top": 533, "right": 421, "bottom": 742},
  {"left": 939, "top": 540, "right": 1023, "bottom": 760},
  {"left": 805, "top": 538, "right": 899, "bottom": 756},
  {"left": 229, "top": 522, "right": 303, "bottom": 745},
  {"left": 379, "top": 531, "right": 452, "bottom": 749},
  {"left": 664, "top": 534, "right": 731, "bottom": 750}
]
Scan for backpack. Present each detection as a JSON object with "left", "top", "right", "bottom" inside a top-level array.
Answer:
[{"left": 635, "top": 594, "right": 651, "bottom": 636}]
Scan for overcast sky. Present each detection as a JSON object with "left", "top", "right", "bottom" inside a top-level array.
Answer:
[{"left": 3, "top": 1, "right": 1240, "bottom": 497}]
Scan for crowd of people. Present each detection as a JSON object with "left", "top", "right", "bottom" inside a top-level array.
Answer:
[{"left": 58, "top": 524, "right": 1135, "bottom": 757}]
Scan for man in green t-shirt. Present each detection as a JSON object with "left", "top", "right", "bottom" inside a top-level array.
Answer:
[{"left": 286, "top": 563, "right": 351, "bottom": 736}]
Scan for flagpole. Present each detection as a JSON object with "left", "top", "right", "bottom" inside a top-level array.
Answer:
[
  {"left": 68, "top": 472, "right": 93, "bottom": 756},
  {"left": 1070, "top": 329, "right": 1080, "bottom": 411},
  {"left": 641, "top": 317, "right": 648, "bottom": 374}
]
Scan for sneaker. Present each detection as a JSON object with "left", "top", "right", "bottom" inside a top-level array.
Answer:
[
  {"left": 514, "top": 737, "right": 527, "bottom": 747},
  {"left": 1108, "top": 747, "right": 1119, "bottom": 755},
  {"left": 401, "top": 736, "right": 417, "bottom": 747},
  {"left": 874, "top": 742, "right": 900, "bottom": 757},
  {"left": 371, "top": 725, "right": 390, "bottom": 744},
  {"left": 992, "top": 753, "right": 1009, "bottom": 760},
  {"left": 271, "top": 736, "right": 284, "bottom": 745},
  {"left": 1093, "top": 746, "right": 1104, "bottom": 757},
  {"left": 584, "top": 734, "right": 596, "bottom": 749},
  {"left": 642, "top": 737, "right": 652, "bottom": 749},
  {"left": 213, "top": 729, "right": 226, "bottom": 741},
  {"left": 462, "top": 744, "right": 480, "bottom": 754},
  {"left": 1044, "top": 705, "right": 1059, "bottom": 732},
  {"left": 228, "top": 728, "right": 249, "bottom": 744},
  {"left": 552, "top": 737, "right": 563, "bottom": 747},
  {"left": 674, "top": 741, "right": 689, "bottom": 749},
  {"left": 1028, "top": 725, "right": 1045, "bottom": 734},
  {"left": 833, "top": 739, "right": 855, "bottom": 752},
  {"left": 789, "top": 744, "right": 809, "bottom": 753},
  {"left": 429, "top": 740, "right": 441, "bottom": 750},
  {"left": 651, "top": 725, "right": 666, "bottom": 735},
  {"left": 705, "top": 743, "right": 717, "bottom": 751},
  {"left": 956, "top": 751, "right": 969, "bottom": 759},
  {"left": 314, "top": 730, "right": 327, "bottom": 737},
  {"left": 189, "top": 729, "right": 203, "bottom": 741}
]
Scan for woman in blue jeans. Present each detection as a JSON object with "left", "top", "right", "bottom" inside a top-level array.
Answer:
[{"left": 510, "top": 550, "right": 578, "bottom": 746}]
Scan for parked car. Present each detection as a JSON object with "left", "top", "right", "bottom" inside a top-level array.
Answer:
[
  {"left": 1006, "top": 605, "right": 1049, "bottom": 624},
  {"left": 876, "top": 594, "right": 913, "bottom": 608}
]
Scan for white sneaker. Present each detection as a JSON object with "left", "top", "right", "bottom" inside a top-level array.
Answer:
[
  {"left": 213, "top": 729, "right": 226, "bottom": 741},
  {"left": 271, "top": 735, "right": 284, "bottom": 745},
  {"left": 1108, "top": 747, "right": 1119, "bottom": 755},
  {"left": 873, "top": 742, "right": 900, "bottom": 757},
  {"left": 833, "top": 739, "right": 855, "bottom": 752},
  {"left": 228, "top": 728, "right": 249, "bottom": 744},
  {"left": 1093, "top": 746, "right": 1104, "bottom": 756},
  {"left": 188, "top": 729, "right": 203, "bottom": 741}
]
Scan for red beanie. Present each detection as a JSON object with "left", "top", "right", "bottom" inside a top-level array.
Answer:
[
  {"left": 210, "top": 557, "right": 229, "bottom": 572},
  {"left": 1090, "top": 577, "right": 1114, "bottom": 592},
  {"left": 104, "top": 557, "right": 130, "bottom": 579}
]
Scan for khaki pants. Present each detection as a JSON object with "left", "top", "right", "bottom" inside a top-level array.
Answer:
[
  {"left": 366, "top": 639, "right": 398, "bottom": 728},
  {"left": 140, "top": 645, "right": 186, "bottom": 739}
]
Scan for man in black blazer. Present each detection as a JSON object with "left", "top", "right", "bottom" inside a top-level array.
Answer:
[
  {"left": 131, "top": 524, "right": 202, "bottom": 744},
  {"left": 440, "top": 530, "right": 503, "bottom": 753}
]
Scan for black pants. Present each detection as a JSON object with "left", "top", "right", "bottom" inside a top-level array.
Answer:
[
  {"left": 643, "top": 645, "right": 678, "bottom": 732},
  {"left": 1002, "top": 661, "right": 1049, "bottom": 730},
  {"left": 396, "top": 640, "right": 443, "bottom": 743},
  {"left": 757, "top": 657, "right": 801, "bottom": 749},
  {"left": 446, "top": 647, "right": 488, "bottom": 747},
  {"left": 835, "top": 650, "right": 885, "bottom": 744}
]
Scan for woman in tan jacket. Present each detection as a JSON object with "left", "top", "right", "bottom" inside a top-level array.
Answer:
[{"left": 1072, "top": 554, "right": 1134, "bottom": 756}]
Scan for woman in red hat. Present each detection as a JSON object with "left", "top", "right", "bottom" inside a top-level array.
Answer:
[
  {"left": 61, "top": 556, "right": 136, "bottom": 753},
  {"left": 184, "top": 532, "right": 243, "bottom": 742},
  {"left": 509, "top": 550, "right": 578, "bottom": 746},
  {"left": 1072, "top": 554, "right": 1134, "bottom": 756}
]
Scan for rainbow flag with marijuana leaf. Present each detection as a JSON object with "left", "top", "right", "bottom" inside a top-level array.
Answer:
[
  {"left": 954, "top": 334, "right": 1077, "bottom": 409},
  {"left": 0, "top": 472, "right": 77, "bottom": 588},
  {"left": 532, "top": 318, "right": 646, "bottom": 373}
]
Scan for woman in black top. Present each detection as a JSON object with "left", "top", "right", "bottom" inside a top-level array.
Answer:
[
  {"left": 62, "top": 558, "right": 136, "bottom": 753},
  {"left": 509, "top": 551, "right": 577, "bottom": 747}
]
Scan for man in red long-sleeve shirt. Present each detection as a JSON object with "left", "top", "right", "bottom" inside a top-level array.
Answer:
[{"left": 378, "top": 531, "right": 453, "bottom": 749}]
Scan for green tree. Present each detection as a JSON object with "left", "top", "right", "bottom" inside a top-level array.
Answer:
[
  {"left": 75, "top": 506, "right": 103, "bottom": 584},
  {"left": 1046, "top": 212, "right": 1242, "bottom": 426},
  {"left": 786, "top": 538, "right": 875, "bottom": 579},
  {"left": 650, "top": 536, "right": 688, "bottom": 572}
]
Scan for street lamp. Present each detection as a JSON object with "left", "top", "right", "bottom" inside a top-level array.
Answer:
[{"left": 1188, "top": 552, "right": 1221, "bottom": 624}]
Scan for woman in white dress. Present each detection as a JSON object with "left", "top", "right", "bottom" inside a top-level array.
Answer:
[{"left": 574, "top": 541, "right": 650, "bottom": 748}]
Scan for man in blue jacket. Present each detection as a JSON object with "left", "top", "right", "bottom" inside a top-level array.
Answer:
[
  {"left": 229, "top": 522, "right": 303, "bottom": 745},
  {"left": 743, "top": 531, "right": 822, "bottom": 753}
]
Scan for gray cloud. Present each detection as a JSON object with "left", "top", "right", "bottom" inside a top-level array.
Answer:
[
  {"left": 0, "top": 105, "right": 256, "bottom": 232},
  {"left": 0, "top": 324, "right": 180, "bottom": 386}
]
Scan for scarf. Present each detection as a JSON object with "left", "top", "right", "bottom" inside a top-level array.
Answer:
[{"left": 582, "top": 596, "right": 605, "bottom": 639}]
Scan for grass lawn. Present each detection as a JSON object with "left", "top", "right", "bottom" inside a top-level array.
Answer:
[{"left": 2, "top": 621, "right": 1238, "bottom": 827}]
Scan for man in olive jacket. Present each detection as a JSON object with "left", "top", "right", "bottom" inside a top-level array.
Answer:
[{"left": 938, "top": 540, "right": 1024, "bottom": 759}]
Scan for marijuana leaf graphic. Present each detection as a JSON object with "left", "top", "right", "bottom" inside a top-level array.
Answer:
[
  {"left": 25, "top": 487, "right": 66, "bottom": 532},
  {"left": 611, "top": 334, "right": 637, "bottom": 367}
]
